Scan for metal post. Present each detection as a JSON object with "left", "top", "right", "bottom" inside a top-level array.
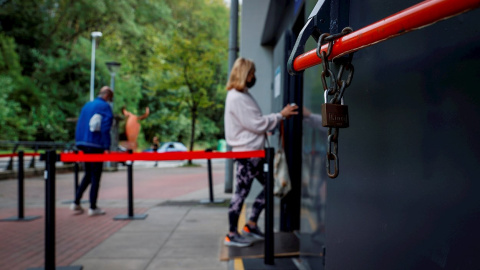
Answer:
[
  {"left": 28, "top": 148, "right": 36, "bottom": 168},
  {"left": 27, "top": 151, "right": 82, "bottom": 270},
  {"left": 114, "top": 150, "right": 147, "bottom": 220},
  {"left": 90, "top": 38, "right": 96, "bottom": 101},
  {"left": 109, "top": 73, "right": 114, "bottom": 90},
  {"left": 45, "top": 150, "right": 56, "bottom": 270},
  {"left": 18, "top": 151, "right": 24, "bottom": 219},
  {"left": 225, "top": 0, "right": 239, "bottom": 193},
  {"left": 1, "top": 151, "right": 40, "bottom": 222},
  {"left": 264, "top": 147, "right": 275, "bottom": 265},
  {"left": 109, "top": 73, "right": 118, "bottom": 170},
  {"left": 61, "top": 150, "right": 87, "bottom": 205},
  {"left": 200, "top": 149, "right": 225, "bottom": 204},
  {"left": 106, "top": 61, "right": 121, "bottom": 171},
  {"left": 127, "top": 158, "right": 133, "bottom": 217},
  {"left": 90, "top": 32, "right": 102, "bottom": 101},
  {"left": 228, "top": 0, "right": 239, "bottom": 73},
  {"left": 208, "top": 158, "right": 214, "bottom": 202},
  {"left": 6, "top": 157, "right": 13, "bottom": 170}
]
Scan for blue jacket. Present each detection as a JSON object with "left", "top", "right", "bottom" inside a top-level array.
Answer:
[{"left": 75, "top": 97, "right": 113, "bottom": 150}]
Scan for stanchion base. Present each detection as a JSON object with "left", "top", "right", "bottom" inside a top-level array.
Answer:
[
  {"left": 61, "top": 199, "right": 89, "bottom": 204},
  {"left": 199, "top": 199, "right": 226, "bottom": 204},
  {"left": 27, "top": 265, "right": 83, "bottom": 270},
  {"left": 113, "top": 213, "right": 148, "bottom": 220},
  {"left": 0, "top": 215, "right": 41, "bottom": 222}
]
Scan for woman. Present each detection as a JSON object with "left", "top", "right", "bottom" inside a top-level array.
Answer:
[{"left": 224, "top": 58, "right": 298, "bottom": 247}]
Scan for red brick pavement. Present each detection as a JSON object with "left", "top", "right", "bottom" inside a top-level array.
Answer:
[
  {"left": 0, "top": 163, "right": 226, "bottom": 270},
  {"left": 0, "top": 207, "right": 144, "bottom": 270}
]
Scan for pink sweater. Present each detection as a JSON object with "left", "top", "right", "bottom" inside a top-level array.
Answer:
[{"left": 224, "top": 89, "right": 282, "bottom": 151}]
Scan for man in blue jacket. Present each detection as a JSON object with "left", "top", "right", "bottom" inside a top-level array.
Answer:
[{"left": 70, "top": 86, "right": 114, "bottom": 216}]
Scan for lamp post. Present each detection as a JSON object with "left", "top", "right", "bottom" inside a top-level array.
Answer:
[
  {"left": 90, "top": 31, "right": 102, "bottom": 101},
  {"left": 106, "top": 61, "right": 121, "bottom": 170},
  {"left": 106, "top": 61, "right": 121, "bottom": 90}
]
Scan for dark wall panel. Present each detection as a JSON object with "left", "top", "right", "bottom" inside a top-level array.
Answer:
[{"left": 318, "top": 1, "right": 480, "bottom": 269}]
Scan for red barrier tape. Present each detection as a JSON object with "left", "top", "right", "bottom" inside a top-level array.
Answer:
[
  {"left": 0, "top": 153, "right": 41, "bottom": 158},
  {"left": 60, "top": 150, "right": 266, "bottom": 162}
]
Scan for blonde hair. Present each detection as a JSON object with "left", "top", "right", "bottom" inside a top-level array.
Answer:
[{"left": 226, "top": 58, "right": 255, "bottom": 91}]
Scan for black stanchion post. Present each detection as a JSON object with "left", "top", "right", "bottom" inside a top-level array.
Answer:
[
  {"left": 45, "top": 150, "right": 56, "bottom": 270},
  {"left": 208, "top": 158, "right": 214, "bottom": 202},
  {"left": 61, "top": 150, "right": 87, "bottom": 205},
  {"left": 27, "top": 151, "right": 82, "bottom": 270},
  {"left": 264, "top": 147, "right": 275, "bottom": 265},
  {"left": 114, "top": 150, "right": 147, "bottom": 220},
  {"left": 18, "top": 151, "right": 24, "bottom": 219},
  {"left": 1, "top": 151, "right": 40, "bottom": 222},
  {"left": 200, "top": 149, "right": 225, "bottom": 204},
  {"left": 6, "top": 155, "right": 13, "bottom": 170},
  {"left": 28, "top": 148, "right": 36, "bottom": 168},
  {"left": 74, "top": 150, "right": 79, "bottom": 196},
  {"left": 127, "top": 156, "right": 134, "bottom": 217}
]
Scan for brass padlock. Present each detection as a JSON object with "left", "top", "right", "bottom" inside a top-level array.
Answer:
[{"left": 321, "top": 103, "right": 349, "bottom": 128}]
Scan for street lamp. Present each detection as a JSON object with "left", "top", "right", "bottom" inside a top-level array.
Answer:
[
  {"left": 106, "top": 61, "right": 121, "bottom": 90},
  {"left": 106, "top": 61, "right": 121, "bottom": 170},
  {"left": 90, "top": 31, "right": 102, "bottom": 101}
]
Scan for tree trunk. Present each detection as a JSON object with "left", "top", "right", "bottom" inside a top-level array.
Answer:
[{"left": 188, "top": 107, "right": 197, "bottom": 165}]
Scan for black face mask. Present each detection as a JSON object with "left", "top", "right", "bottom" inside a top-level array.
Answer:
[{"left": 246, "top": 76, "right": 256, "bottom": 88}]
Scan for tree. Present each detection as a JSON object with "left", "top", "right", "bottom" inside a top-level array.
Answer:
[
  {"left": 0, "top": 0, "right": 171, "bottom": 142},
  {"left": 0, "top": 33, "right": 35, "bottom": 140},
  {"left": 0, "top": 0, "right": 230, "bottom": 150},
  {"left": 150, "top": 0, "right": 229, "bottom": 157}
]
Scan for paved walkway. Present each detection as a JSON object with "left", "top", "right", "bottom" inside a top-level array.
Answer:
[{"left": 0, "top": 160, "right": 237, "bottom": 270}]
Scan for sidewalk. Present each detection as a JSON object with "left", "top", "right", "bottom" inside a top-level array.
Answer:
[{"left": 0, "top": 160, "right": 234, "bottom": 270}]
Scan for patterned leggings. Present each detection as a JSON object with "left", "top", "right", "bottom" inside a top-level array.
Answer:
[{"left": 228, "top": 157, "right": 266, "bottom": 233}]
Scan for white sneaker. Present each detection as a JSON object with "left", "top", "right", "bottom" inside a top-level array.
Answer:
[
  {"left": 70, "top": 203, "right": 84, "bottom": 214},
  {"left": 88, "top": 208, "right": 106, "bottom": 216}
]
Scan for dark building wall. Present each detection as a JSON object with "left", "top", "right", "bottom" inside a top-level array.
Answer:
[
  {"left": 246, "top": 0, "right": 480, "bottom": 269},
  {"left": 300, "top": 1, "right": 480, "bottom": 269}
]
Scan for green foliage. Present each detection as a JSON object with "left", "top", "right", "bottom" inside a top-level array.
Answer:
[
  {"left": 145, "top": 0, "right": 229, "bottom": 151},
  {"left": 0, "top": 0, "right": 230, "bottom": 149}
]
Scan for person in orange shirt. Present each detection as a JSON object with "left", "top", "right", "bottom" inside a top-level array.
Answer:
[{"left": 122, "top": 107, "right": 150, "bottom": 152}]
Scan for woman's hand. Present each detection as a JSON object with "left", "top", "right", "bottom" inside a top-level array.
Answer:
[{"left": 280, "top": 103, "right": 299, "bottom": 119}]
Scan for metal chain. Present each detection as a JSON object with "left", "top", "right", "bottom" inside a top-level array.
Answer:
[{"left": 317, "top": 27, "right": 355, "bottom": 178}]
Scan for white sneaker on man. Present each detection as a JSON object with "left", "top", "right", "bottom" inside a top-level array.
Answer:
[
  {"left": 88, "top": 208, "right": 106, "bottom": 216},
  {"left": 70, "top": 203, "right": 84, "bottom": 214}
]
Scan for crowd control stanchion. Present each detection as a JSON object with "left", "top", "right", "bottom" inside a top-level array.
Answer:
[
  {"left": 264, "top": 147, "right": 275, "bottom": 265},
  {"left": 28, "top": 150, "right": 82, "bottom": 270},
  {"left": 114, "top": 150, "right": 148, "bottom": 220},
  {"left": 1, "top": 151, "right": 41, "bottom": 222},
  {"left": 200, "top": 149, "right": 225, "bottom": 204},
  {"left": 61, "top": 150, "right": 88, "bottom": 204}
]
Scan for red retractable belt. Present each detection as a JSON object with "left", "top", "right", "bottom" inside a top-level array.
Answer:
[{"left": 60, "top": 150, "right": 266, "bottom": 162}]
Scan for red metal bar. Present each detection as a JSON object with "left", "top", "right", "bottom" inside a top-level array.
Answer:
[
  {"left": 60, "top": 150, "right": 266, "bottom": 162},
  {"left": 293, "top": 0, "right": 480, "bottom": 72}
]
